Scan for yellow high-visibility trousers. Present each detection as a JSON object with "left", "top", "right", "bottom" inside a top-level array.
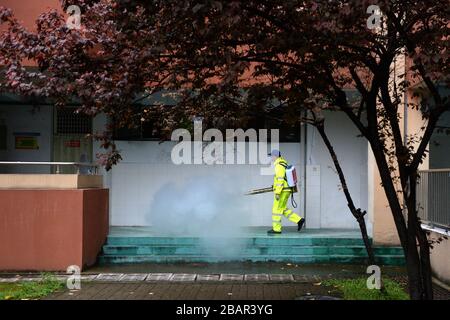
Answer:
[{"left": 272, "top": 191, "right": 302, "bottom": 232}]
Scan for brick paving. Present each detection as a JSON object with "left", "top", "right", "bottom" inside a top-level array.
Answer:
[
  {"left": 1, "top": 272, "right": 449, "bottom": 300},
  {"left": 433, "top": 284, "right": 450, "bottom": 300},
  {"left": 42, "top": 280, "right": 450, "bottom": 300},
  {"left": 44, "top": 282, "right": 334, "bottom": 300}
]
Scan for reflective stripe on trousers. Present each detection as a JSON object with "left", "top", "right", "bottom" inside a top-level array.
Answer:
[{"left": 272, "top": 191, "right": 301, "bottom": 232}]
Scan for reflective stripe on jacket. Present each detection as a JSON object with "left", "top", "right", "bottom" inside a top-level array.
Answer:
[{"left": 273, "top": 157, "right": 288, "bottom": 195}]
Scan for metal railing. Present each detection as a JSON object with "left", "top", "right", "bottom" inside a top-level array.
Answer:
[
  {"left": 417, "top": 169, "right": 450, "bottom": 228},
  {"left": 0, "top": 161, "right": 99, "bottom": 174}
]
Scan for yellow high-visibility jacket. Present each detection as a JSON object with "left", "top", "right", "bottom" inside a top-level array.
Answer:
[{"left": 273, "top": 157, "right": 289, "bottom": 195}]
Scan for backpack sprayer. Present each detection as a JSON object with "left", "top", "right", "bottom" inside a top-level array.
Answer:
[{"left": 245, "top": 163, "right": 298, "bottom": 208}]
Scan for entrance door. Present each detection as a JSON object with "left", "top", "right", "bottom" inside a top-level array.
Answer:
[{"left": 52, "top": 107, "right": 93, "bottom": 174}]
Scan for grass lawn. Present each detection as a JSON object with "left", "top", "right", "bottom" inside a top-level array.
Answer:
[
  {"left": 323, "top": 277, "right": 409, "bottom": 300},
  {"left": 0, "top": 275, "right": 64, "bottom": 300}
]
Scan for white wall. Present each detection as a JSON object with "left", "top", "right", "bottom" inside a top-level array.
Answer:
[
  {"left": 0, "top": 105, "right": 53, "bottom": 173},
  {"left": 97, "top": 111, "right": 369, "bottom": 230},
  {"left": 305, "top": 112, "right": 369, "bottom": 230},
  {"left": 428, "top": 229, "right": 450, "bottom": 285},
  {"left": 105, "top": 141, "right": 302, "bottom": 227}
]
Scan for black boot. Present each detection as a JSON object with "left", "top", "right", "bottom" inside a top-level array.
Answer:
[
  {"left": 267, "top": 229, "right": 282, "bottom": 235},
  {"left": 297, "top": 218, "right": 305, "bottom": 232}
]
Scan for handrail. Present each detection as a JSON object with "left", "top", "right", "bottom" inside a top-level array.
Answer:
[
  {"left": 421, "top": 223, "right": 450, "bottom": 237},
  {"left": 417, "top": 169, "right": 450, "bottom": 228},
  {"left": 0, "top": 161, "right": 99, "bottom": 174},
  {"left": 419, "top": 168, "right": 450, "bottom": 173}
]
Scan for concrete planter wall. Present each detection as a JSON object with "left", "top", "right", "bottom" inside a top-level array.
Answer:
[{"left": 0, "top": 175, "right": 109, "bottom": 271}]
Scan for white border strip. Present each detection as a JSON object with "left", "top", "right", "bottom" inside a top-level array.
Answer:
[{"left": 421, "top": 223, "right": 450, "bottom": 237}]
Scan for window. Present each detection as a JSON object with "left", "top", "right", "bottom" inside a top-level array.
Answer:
[
  {"left": 244, "top": 115, "right": 301, "bottom": 143},
  {"left": 112, "top": 105, "right": 300, "bottom": 142},
  {"left": 113, "top": 119, "right": 161, "bottom": 141},
  {"left": 0, "top": 121, "right": 6, "bottom": 150},
  {"left": 55, "top": 107, "right": 92, "bottom": 134}
]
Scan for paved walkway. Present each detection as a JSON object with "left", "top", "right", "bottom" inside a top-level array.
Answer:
[
  {"left": 41, "top": 277, "right": 450, "bottom": 300},
  {"left": 0, "top": 270, "right": 371, "bottom": 284},
  {"left": 2, "top": 265, "right": 448, "bottom": 300},
  {"left": 45, "top": 282, "right": 338, "bottom": 300},
  {"left": 0, "top": 272, "right": 327, "bottom": 283}
]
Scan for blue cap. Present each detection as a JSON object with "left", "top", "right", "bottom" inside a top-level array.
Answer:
[{"left": 268, "top": 149, "right": 281, "bottom": 157}]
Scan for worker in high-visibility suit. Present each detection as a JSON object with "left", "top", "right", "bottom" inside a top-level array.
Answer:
[{"left": 268, "top": 149, "right": 305, "bottom": 234}]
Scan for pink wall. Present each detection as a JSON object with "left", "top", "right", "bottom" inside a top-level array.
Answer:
[{"left": 0, "top": 188, "right": 108, "bottom": 271}]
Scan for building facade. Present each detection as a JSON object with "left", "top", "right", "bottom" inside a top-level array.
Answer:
[{"left": 1, "top": 1, "right": 449, "bottom": 282}]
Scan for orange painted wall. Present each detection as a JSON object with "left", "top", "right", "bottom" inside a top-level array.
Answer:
[
  {"left": 0, "top": 1, "right": 62, "bottom": 67},
  {"left": 0, "top": 0, "right": 61, "bottom": 30},
  {"left": 0, "top": 188, "right": 109, "bottom": 271}
]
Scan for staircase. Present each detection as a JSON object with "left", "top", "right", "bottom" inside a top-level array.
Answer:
[{"left": 98, "top": 227, "right": 405, "bottom": 265}]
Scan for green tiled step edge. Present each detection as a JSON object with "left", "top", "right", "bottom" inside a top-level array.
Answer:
[
  {"left": 98, "top": 254, "right": 405, "bottom": 265},
  {"left": 105, "top": 237, "right": 372, "bottom": 246},
  {"left": 102, "top": 245, "right": 403, "bottom": 256},
  {"left": 100, "top": 235, "right": 404, "bottom": 266}
]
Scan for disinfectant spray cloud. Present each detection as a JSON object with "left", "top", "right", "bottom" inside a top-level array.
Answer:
[{"left": 148, "top": 175, "right": 252, "bottom": 259}]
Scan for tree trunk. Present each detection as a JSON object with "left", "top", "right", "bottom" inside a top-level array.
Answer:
[
  {"left": 417, "top": 228, "right": 434, "bottom": 299},
  {"left": 405, "top": 171, "right": 434, "bottom": 299},
  {"left": 366, "top": 136, "right": 433, "bottom": 299},
  {"left": 371, "top": 149, "right": 433, "bottom": 299},
  {"left": 315, "top": 122, "right": 375, "bottom": 265},
  {"left": 403, "top": 211, "right": 433, "bottom": 299},
  {"left": 355, "top": 212, "right": 376, "bottom": 266}
]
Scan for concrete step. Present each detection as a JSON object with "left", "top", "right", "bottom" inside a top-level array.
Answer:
[
  {"left": 99, "top": 230, "right": 404, "bottom": 266},
  {"left": 105, "top": 236, "right": 371, "bottom": 246},
  {"left": 98, "top": 254, "right": 405, "bottom": 265},
  {"left": 102, "top": 244, "right": 403, "bottom": 256}
]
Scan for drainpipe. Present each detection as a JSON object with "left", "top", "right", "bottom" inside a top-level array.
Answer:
[
  {"left": 303, "top": 109, "right": 308, "bottom": 223},
  {"left": 403, "top": 54, "right": 408, "bottom": 146},
  {"left": 402, "top": 51, "right": 409, "bottom": 221}
]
